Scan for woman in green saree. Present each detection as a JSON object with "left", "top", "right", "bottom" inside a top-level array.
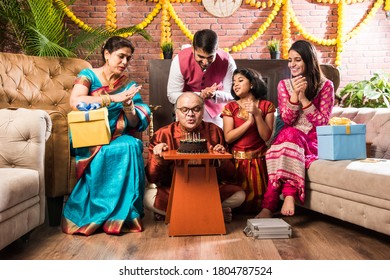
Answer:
[{"left": 62, "top": 36, "right": 151, "bottom": 235}]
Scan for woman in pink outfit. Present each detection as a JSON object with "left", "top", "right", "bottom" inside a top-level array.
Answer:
[{"left": 257, "top": 40, "right": 334, "bottom": 218}]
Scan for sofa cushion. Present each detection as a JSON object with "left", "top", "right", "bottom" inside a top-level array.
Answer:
[
  {"left": 0, "top": 52, "right": 92, "bottom": 200},
  {"left": 307, "top": 159, "right": 390, "bottom": 210},
  {"left": 0, "top": 168, "right": 39, "bottom": 214}
]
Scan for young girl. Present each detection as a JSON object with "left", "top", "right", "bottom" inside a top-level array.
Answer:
[
  {"left": 257, "top": 40, "right": 334, "bottom": 218},
  {"left": 221, "top": 68, "right": 275, "bottom": 213}
]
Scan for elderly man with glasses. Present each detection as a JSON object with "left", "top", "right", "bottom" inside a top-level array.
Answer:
[
  {"left": 167, "top": 29, "right": 237, "bottom": 128},
  {"left": 144, "top": 92, "right": 245, "bottom": 223}
]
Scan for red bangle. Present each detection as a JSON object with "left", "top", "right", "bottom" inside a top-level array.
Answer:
[
  {"left": 302, "top": 102, "right": 312, "bottom": 110},
  {"left": 289, "top": 99, "right": 299, "bottom": 105}
]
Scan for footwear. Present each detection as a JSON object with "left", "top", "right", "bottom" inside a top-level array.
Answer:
[{"left": 154, "top": 212, "right": 165, "bottom": 221}]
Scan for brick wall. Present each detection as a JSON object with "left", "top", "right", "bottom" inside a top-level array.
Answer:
[{"left": 72, "top": 1, "right": 390, "bottom": 91}]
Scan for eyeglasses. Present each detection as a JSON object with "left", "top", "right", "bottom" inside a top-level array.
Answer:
[{"left": 176, "top": 105, "right": 203, "bottom": 114}]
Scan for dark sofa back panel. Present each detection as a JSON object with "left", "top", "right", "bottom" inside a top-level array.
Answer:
[{"left": 149, "top": 59, "right": 290, "bottom": 132}]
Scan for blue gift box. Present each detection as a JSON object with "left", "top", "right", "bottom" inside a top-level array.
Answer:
[{"left": 316, "top": 124, "right": 366, "bottom": 160}]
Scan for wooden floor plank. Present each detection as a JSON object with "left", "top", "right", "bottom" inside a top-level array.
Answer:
[{"left": 1, "top": 207, "right": 389, "bottom": 260}]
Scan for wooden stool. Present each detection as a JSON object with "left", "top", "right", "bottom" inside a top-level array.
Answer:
[{"left": 162, "top": 150, "right": 232, "bottom": 236}]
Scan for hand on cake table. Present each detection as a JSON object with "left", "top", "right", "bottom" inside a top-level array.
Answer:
[
  {"left": 210, "top": 144, "right": 226, "bottom": 154},
  {"left": 153, "top": 143, "right": 169, "bottom": 157}
]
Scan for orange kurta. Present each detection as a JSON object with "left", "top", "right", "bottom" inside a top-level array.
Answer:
[{"left": 145, "top": 121, "right": 242, "bottom": 212}]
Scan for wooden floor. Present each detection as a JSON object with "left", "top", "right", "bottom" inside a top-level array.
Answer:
[{"left": 1, "top": 207, "right": 389, "bottom": 260}]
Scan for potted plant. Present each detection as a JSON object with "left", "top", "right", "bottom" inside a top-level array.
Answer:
[
  {"left": 161, "top": 41, "right": 173, "bottom": 59},
  {"left": 267, "top": 38, "right": 281, "bottom": 59},
  {"left": 338, "top": 72, "right": 390, "bottom": 108}
]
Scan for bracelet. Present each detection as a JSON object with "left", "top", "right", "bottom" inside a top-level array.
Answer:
[
  {"left": 105, "top": 94, "right": 111, "bottom": 106},
  {"left": 122, "top": 100, "right": 134, "bottom": 111},
  {"left": 101, "top": 96, "right": 106, "bottom": 107},
  {"left": 302, "top": 102, "right": 312, "bottom": 110},
  {"left": 101, "top": 94, "right": 111, "bottom": 107},
  {"left": 123, "top": 102, "right": 135, "bottom": 113},
  {"left": 123, "top": 106, "right": 135, "bottom": 113}
]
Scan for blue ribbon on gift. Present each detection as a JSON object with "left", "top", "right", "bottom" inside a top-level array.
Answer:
[{"left": 76, "top": 102, "right": 101, "bottom": 121}]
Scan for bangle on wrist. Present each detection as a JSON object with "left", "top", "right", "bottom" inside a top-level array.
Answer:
[
  {"left": 302, "top": 102, "right": 312, "bottom": 110},
  {"left": 101, "top": 94, "right": 111, "bottom": 107},
  {"left": 123, "top": 102, "right": 135, "bottom": 113},
  {"left": 123, "top": 107, "right": 135, "bottom": 114}
]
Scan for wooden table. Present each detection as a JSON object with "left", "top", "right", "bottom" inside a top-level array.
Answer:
[{"left": 162, "top": 150, "right": 232, "bottom": 236}]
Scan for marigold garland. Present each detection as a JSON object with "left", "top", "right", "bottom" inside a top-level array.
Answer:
[
  {"left": 230, "top": 1, "right": 282, "bottom": 52},
  {"left": 160, "top": 0, "right": 172, "bottom": 58},
  {"left": 385, "top": 0, "right": 390, "bottom": 10},
  {"left": 335, "top": 0, "right": 345, "bottom": 66},
  {"left": 106, "top": 0, "right": 117, "bottom": 30},
  {"left": 55, "top": 0, "right": 388, "bottom": 66},
  {"left": 289, "top": 0, "right": 383, "bottom": 65},
  {"left": 53, "top": 0, "right": 93, "bottom": 32},
  {"left": 281, "top": 0, "right": 291, "bottom": 59}
]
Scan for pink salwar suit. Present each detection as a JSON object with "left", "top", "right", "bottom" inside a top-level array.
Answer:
[{"left": 261, "top": 78, "right": 334, "bottom": 212}]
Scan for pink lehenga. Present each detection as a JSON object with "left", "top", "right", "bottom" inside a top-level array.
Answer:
[{"left": 262, "top": 78, "right": 334, "bottom": 212}]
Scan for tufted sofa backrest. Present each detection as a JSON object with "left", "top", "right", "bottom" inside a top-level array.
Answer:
[
  {"left": 0, "top": 52, "right": 92, "bottom": 114},
  {"left": 0, "top": 108, "right": 52, "bottom": 169},
  {"left": 331, "top": 107, "right": 390, "bottom": 159}
]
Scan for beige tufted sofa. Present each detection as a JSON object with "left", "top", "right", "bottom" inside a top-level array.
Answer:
[
  {"left": 0, "top": 52, "right": 92, "bottom": 226},
  {"left": 0, "top": 108, "right": 51, "bottom": 250},
  {"left": 304, "top": 107, "right": 390, "bottom": 236}
]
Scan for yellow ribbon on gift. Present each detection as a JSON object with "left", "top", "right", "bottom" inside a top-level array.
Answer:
[{"left": 328, "top": 117, "right": 353, "bottom": 134}]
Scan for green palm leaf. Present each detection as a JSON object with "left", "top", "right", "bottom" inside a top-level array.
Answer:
[
  {"left": 1, "top": 0, "right": 152, "bottom": 58},
  {"left": 0, "top": 0, "right": 32, "bottom": 52}
]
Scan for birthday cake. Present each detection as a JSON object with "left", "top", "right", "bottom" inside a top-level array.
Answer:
[{"left": 177, "top": 139, "right": 208, "bottom": 154}]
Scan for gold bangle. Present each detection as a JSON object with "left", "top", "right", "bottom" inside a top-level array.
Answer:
[
  {"left": 122, "top": 100, "right": 134, "bottom": 111},
  {"left": 123, "top": 106, "right": 135, "bottom": 113},
  {"left": 101, "top": 95, "right": 110, "bottom": 107},
  {"left": 103, "top": 94, "right": 111, "bottom": 107}
]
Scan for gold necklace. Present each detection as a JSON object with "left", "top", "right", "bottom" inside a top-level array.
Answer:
[
  {"left": 237, "top": 98, "right": 256, "bottom": 107},
  {"left": 102, "top": 70, "right": 114, "bottom": 90}
]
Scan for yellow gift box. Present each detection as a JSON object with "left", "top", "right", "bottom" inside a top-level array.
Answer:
[{"left": 68, "top": 107, "right": 111, "bottom": 148}]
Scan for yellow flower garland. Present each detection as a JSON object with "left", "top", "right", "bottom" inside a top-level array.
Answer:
[
  {"left": 106, "top": 0, "right": 117, "bottom": 30},
  {"left": 53, "top": 0, "right": 94, "bottom": 32},
  {"left": 335, "top": 0, "right": 345, "bottom": 66},
  {"left": 281, "top": 0, "right": 291, "bottom": 59},
  {"left": 168, "top": 2, "right": 193, "bottom": 41},
  {"left": 385, "top": 0, "right": 390, "bottom": 10},
  {"left": 55, "top": 0, "right": 388, "bottom": 66},
  {"left": 289, "top": 0, "right": 383, "bottom": 50},
  {"left": 230, "top": 1, "right": 283, "bottom": 52},
  {"left": 160, "top": 0, "right": 172, "bottom": 58}
]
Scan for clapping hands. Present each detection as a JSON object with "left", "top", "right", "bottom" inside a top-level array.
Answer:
[
  {"left": 200, "top": 83, "right": 218, "bottom": 99},
  {"left": 291, "top": 76, "right": 308, "bottom": 103},
  {"left": 242, "top": 100, "right": 262, "bottom": 125},
  {"left": 112, "top": 84, "right": 141, "bottom": 104}
]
